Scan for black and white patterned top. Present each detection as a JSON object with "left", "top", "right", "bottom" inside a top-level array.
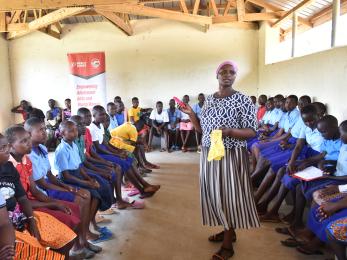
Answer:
[{"left": 200, "top": 92, "right": 257, "bottom": 149}]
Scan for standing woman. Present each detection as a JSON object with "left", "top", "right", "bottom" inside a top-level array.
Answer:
[{"left": 180, "top": 61, "right": 260, "bottom": 259}]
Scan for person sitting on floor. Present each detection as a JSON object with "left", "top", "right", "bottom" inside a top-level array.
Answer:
[{"left": 148, "top": 101, "right": 169, "bottom": 152}]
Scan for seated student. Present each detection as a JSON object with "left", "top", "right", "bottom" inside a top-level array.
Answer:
[
  {"left": 250, "top": 95, "right": 258, "bottom": 111},
  {"left": 128, "top": 97, "right": 151, "bottom": 149},
  {"left": 110, "top": 121, "right": 159, "bottom": 171},
  {"left": 0, "top": 132, "right": 76, "bottom": 256},
  {"left": 107, "top": 102, "right": 118, "bottom": 131},
  {"left": 257, "top": 94, "right": 267, "bottom": 122},
  {"left": 54, "top": 121, "right": 114, "bottom": 243},
  {"left": 11, "top": 100, "right": 31, "bottom": 122},
  {"left": 167, "top": 99, "right": 181, "bottom": 152},
  {"left": 250, "top": 95, "right": 301, "bottom": 181},
  {"left": 62, "top": 98, "right": 72, "bottom": 121},
  {"left": 46, "top": 99, "right": 62, "bottom": 151},
  {"left": 90, "top": 105, "right": 160, "bottom": 199},
  {"left": 24, "top": 118, "right": 102, "bottom": 256},
  {"left": 259, "top": 104, "right": 325, "bottom": 222},
  {"left": 148, "top": 101, "right": 169, "bottom": 152},
  {"left": 180, "top": 95, "right": 194, "bottom": 152},
  {"left": 114, "top": 101, "right": 127, "bottom": 126},
  {"left": 114, "top": 97, "right": 128, "bottom": 122},
  {"left": 251, "top": 96, "right": 312, "bottom": 193},
  {"left": 5, "top": 125, "right": 84, "bottom": 256},
  {"left": 192, "top": 93, "right": 205, "bottom": 153},
  {"left": 0, "top": 171, "right": 63, "bottom": 260}
]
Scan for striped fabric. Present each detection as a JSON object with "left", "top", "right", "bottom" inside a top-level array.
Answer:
[
  {"left": 15, "top": 242, "right": 64, "bottom": 260},
  {"left": 200, "top": 147, "right": 260, "bottom": 229}
]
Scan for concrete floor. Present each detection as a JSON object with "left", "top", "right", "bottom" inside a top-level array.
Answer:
[{"left": 92, "top": 151, "right": 329, "bottom": 260}]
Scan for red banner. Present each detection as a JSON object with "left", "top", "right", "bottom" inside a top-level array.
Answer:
[{"left": 67, "top": 52, "right": 107, "bottom": 112}]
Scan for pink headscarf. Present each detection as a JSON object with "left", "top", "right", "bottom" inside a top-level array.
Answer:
[{"left": 216, "top": 61, "right": 239, "bottom": 75}]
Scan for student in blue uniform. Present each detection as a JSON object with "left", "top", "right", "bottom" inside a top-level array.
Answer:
[{"left": 192, "top": 93, "right": 205, "bottom": 153}]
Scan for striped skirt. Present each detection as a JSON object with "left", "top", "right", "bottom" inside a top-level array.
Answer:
[{"left": 200, "top": 147, "right": 260, "bottom": 230}]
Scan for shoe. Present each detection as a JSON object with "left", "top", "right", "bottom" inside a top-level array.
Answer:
[
  {"left": 87, "top": 242, "right": 102, "bottom": 253},
  {"left": 70, "top": 247, "right": 95, "bottom": 259}
]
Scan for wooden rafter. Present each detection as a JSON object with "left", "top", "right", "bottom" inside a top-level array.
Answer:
[
  {"left": 39, "top": 25, "right": 61, "bottom": 39},
  {"left": 223, "top": 0, "right": 235, "bottom": 16},
  {"left": 179, "top": 0, "right": 189, "bottom": 13},
  {"left": 0, "top": 0, "right": 137, "bottom": 11},
  {"left": 193, "top": 0, "right": 201, "bottom": 14},
  {"left": 95, "top": 9, "right": 133, "bottom": 35},
  {"left": 96, "top": 3, "right": 212, "bottom": 24},
  {"left": 7, "top": 7, "right": 89, "bottom": 39},
  {"left": 272, "top": 0, "right": 315, "bottom": 27},
  {"left": 236, "top": 0, "right": 245, "bottom": 21}
]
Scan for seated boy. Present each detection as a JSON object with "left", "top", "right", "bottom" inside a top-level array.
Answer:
[
  {"left": 107, "top": 102, "right": 118, "bottom": 132},
  {"left": 148, "top": 101, "right": 169, "bottom": 152},
  {"left": 167, "top": 99, "right": 181, "bottom": 152},
  {"left": 54, "top": 121, "right": 114, "bottom": 243},
  {"left": 114, "top": 101, "right": 127, "bottom": 126}
]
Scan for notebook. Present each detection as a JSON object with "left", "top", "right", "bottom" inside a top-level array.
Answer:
[{"left": 293, "top": 166, "right": 324, "bottom": 181}]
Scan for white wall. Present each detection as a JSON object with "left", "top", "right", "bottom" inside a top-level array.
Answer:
[
  {"left": 9, "top": 19, "right": 259, "bottom": 116},
  {"left": 0, "top": 36, "right": 14, "bottom": 131},
  {"left": 258, "top": 23, "right": 347, "bottom": 123}
]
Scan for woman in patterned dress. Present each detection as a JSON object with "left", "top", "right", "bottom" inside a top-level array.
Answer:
[{"left": 179, "top": 61, "right": 260, "bottom": 259}]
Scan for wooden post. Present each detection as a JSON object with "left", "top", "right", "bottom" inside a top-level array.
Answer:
[
  {"left": 291, "top": 12, "right": 297, "bottom": 57},
  {"left": 331, "top": 0, "right": 340, "bottom": 47}
]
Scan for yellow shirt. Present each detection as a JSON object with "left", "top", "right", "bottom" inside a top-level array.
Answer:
[
  {"left": 128, "top": 107, "right": 141, "bottom": 122},
  {"left": 109, "top": 123, "right": 138, "bottom": 152}
]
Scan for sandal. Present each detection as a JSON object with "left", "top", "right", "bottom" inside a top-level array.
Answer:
[
  {"left": 208, "top": 231, "right": 237, "bottom": 243},
  {"left": 145, "top": 163, "right": 160, "bottom": 169},
  {"left": 296, "top": 245, "right": 323, "bottom": 255},
  {"left": 212, "top": 246, "right": 234, "bottom": 260},
  {"left": 95, "top": 215, "right": 112, "bottom": 224},
  {"left": 280, "top": 238, "right": 304, "bottom": 248},
  {"left": 98, "top": 208, "right": 117, "bottom": 215},
  {"left": 259, "top": 214, "right": 281, "bottom": 223}
]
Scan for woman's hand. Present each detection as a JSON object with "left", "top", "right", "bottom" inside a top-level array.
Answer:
[
  {"left": 178, "top": 104, "right": 194, "bottom": 116},
  {"left": 219, "top": 127, "right": 232, "bottom": 138},
  {"left": 28, "top": 218, "right": 41, "bottom": 241}
]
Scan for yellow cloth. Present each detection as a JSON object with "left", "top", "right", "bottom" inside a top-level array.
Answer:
[
  {"left": 109, "top": 123, "right": 138, "bottom": 152},
  {"left": 128, "top": 107, "right": 141, "bottom": 122},
  {"left": 207, "top": 130, "right": 225, "bottom": 161}
]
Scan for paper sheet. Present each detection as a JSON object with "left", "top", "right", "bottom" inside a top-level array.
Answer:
[{"left": 293, "top": 166, "right": 324, "bottom": 181}]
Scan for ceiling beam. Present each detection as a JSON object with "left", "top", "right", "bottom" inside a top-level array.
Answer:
[
  {"left": 95, "top": 9, "right": 133, "bottom": 35},
  {"left": 236, "top": 0, "right": 245, "bottom": 21},
  {"left": 212, "top": 11, "right": 286, "bottom": 23},
  {"left": 0, "top": 0, "right": 137, "bottom": 11},
  {"left": 39, "top": 25, "right": 61, "bottom": 39},
  {"left": 272, "top": 0, "right": 314, "bottom": 27},
  {"left": 96, "top": 3, "right": 212, "bottom": 24},
  {"left": 7, "top": 7, "right": 89, "bottom": 39}
]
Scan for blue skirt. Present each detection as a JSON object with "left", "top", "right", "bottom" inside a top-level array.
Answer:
[
  {"left": 308, "top": 198, "right": 347, "bottom": 242},
  {"left": 301, "top": 178, "right": 347, "bottom": 200},
  {"left": 94, "top": 144, "right": 133, "bottom": 173},
  {"left": 46, "top": 189, "right": 76, "bottom": 202},
  {"left": 281, "top": 147, "right": 320, "bottom": 190},
  {"left": 61, "top": 168, "right": 111, "bottom": 211},
  {"left": 247, "top": 126, "right": 278, "bottom": 151},
  {"left": 267, "top": 138, "right": 298, "bottom": 173}
]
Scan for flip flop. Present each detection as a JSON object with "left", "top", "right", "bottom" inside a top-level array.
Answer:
[
  {"left": 97, "top": 227, "right": 113, "bottom": 236},
  {"left": 89, "top": 232, "right": 113, "bottom": 244},
  {"left": 280, "top": 238, "right": 303, "bottom": 248},
  {"left": 259, "top": 214, "right": 281, "bottom": 223},
  {"left": 140, "top": 192, "right": 155, "bottom": 199},
  {"left": 98, "top": 208, "right": 117, "bottom": 215},
  {"left": 95, "top": 215, "right": 112, "bottom": 224},
  {"left": 296, "top": 246, "right": 323, "bottom": 255},
  {"left": 145, "top": 163, "right": 160, "bottom": 169},
  {"left": 127, "top": 188, "right": 140, "bottom": 197}
]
